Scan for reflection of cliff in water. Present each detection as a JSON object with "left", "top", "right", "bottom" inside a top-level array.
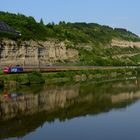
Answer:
[{"left": 0, "top": 78, "right": 140, "bottom": 139}]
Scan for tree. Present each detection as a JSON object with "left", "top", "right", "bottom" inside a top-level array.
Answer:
[
  {"left": 59, "top": 21, "right": 66, "bottom": 25},
  {"left": 40, "top": 18, "right": 44, "bottom": 25}
]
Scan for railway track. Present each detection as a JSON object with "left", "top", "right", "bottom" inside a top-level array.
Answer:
[{"left": 23, "top": 66, "right": 140, "bottom": 73}]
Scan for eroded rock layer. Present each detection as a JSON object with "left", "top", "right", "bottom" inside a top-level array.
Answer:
[{"left": 0, "top": 39, "right": 79, "bottom": 66}]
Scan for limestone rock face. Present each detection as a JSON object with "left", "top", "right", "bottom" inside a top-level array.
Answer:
[
  {"left": 111, "top": 39, "right": 140, "bottom": 48},
  {"left": 0, "top": 39, "right": 79, "bottom": 66}
]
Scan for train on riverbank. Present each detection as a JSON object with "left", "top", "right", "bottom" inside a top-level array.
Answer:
[
  {"left": 2, "top": 65, "right": 139, "bottom": 74},
  {"left": 3, "top": 66, "right": 24, "bottom": 73}
]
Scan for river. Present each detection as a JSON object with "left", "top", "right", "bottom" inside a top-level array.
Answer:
[{"left": 0, "top": 77, "right": 140, "bottom": 140}]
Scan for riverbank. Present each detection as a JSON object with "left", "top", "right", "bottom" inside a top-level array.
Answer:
[{"left": 0, "top": 67, "right": 139, "bottom": 87}]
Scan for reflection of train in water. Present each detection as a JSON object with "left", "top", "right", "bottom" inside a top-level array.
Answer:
[
  {"left": 3, "top": 92, "right": 23, "bottom": 100},
  {"left": 3, "top": 66, "right": 24, "bottom": 74}
]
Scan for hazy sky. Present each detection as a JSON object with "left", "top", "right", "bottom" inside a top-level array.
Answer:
[{"left": 0, "top": 0, "right": 140, "bottom": 35}]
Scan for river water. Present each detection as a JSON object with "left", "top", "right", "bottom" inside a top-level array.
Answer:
[{"left": 1, "top": 77, "right": 140, "bottom": 140}]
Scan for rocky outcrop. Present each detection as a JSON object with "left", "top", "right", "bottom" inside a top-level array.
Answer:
[
  {"left": 111, "top": 39, "right": 140, "bottom": 48},
  {"left": 0, "top": 39, "right": 79, "bottom": 66}
]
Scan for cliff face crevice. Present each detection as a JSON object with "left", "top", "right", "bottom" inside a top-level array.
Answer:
[{"left": 0, "top": 39, "right": 79, "bottom": 66}]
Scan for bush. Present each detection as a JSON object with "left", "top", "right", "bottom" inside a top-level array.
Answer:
[{"left": 28, "top": 72, "right": 45, "bottom": 84}]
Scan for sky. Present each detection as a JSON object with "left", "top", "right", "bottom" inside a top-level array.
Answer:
[{"left": 0, "top": 0, "right": 140, "bottom": 35}]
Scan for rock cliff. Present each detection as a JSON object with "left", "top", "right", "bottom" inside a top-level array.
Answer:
[
  {"left": 1, "top": 38, "right": 140, "bottom": 66},
  {"left": 111, "top": 39, "right": 140, "bottom": 48},
  {"left": 0, "top": 39, "right": 79, "bottom": 66}
]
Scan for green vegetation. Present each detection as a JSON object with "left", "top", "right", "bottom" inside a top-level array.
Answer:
[
  {"left": 0, "top": 12, "right": 140, "bottom": 42},
  {"left": 0, "top": 68, "right": 138, "bottom": 86},
  {"left": 0, "top": 12, "right": 47, "bottom": 40},
  {"left": 28, "top": 71, "right": 45, "bottom": 84},
  {"left": 1, "top": 12, "right": 140, "bottom": 66},
  {"left": 0, "top": 72, "right": 45, "bottom": 85}
]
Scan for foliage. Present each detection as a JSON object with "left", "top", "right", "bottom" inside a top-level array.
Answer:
[
  {"left": 0, "top": 12, "right": 47, "bottom": 40},
  {"left": 0, "top": 12, "right": 140, "bottom": 43},
  {"left": 28, "top": 71, "right": 45, "bottom": 84},
  {"left": 1, "top": 12, "right": 140, "bottom": 66}
]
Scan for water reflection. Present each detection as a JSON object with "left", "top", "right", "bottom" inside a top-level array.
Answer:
[{"left": 0, "top": 78, "right": 140, "bottom": 140}]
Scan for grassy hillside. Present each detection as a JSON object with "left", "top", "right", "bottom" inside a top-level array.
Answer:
[
  {"left": 0, "top": 12, "right": 140, "bottom": 42},
  {"left": 0, "top": 12, "right": 140, "bottom": 66}
]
